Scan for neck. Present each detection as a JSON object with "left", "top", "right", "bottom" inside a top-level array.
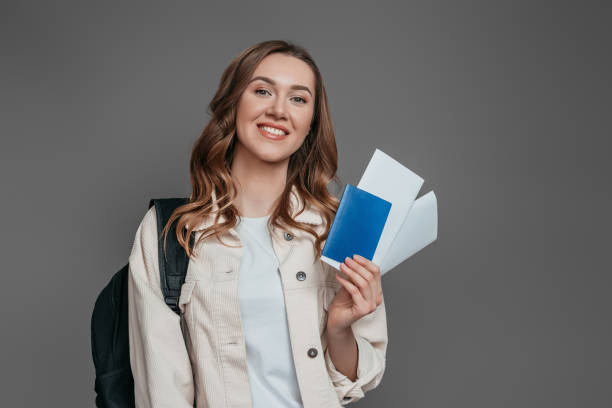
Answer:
[{"left": 230, "top": 142, "right": 289, "bottom": 218}]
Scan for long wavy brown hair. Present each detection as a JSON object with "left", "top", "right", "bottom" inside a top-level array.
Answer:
[{"left": 160, "top": 40, "right": 340, "bottom": 260}]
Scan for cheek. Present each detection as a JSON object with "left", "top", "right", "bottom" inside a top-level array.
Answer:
[
  {"left": 236, "top": 95, "right": 262, "bottom": 127},
  {"left": 295, "top": 107, "right": 314, "bottom": 131},
  {"left": 289, "top": 128, "right": 310, "bottom": 154},
  {"left": 290, "top": 111, "right": 313, "bottom": 146}
]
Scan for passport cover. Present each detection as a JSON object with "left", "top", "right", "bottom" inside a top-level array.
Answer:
[{"left": 321, "top": 184, "right": 392, "bottom": 270}]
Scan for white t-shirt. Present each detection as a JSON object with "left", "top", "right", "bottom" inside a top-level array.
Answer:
[{"left": 235, "top": 214, "right": 304, "bottom": 408}]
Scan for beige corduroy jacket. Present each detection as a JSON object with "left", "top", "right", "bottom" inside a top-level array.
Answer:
[{"left": 127, "top": 187, "right": 388, "bottom": 407}]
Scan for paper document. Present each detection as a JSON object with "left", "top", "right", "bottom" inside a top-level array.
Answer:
[
  {"left": 357, "top": 149, "right": 424, "bottom": 267},
  {"left": 379, "top": 190, "right": 437, "bottom": 274},
  {"left": 322, "top": 148, "right": 438, "bottom": 275}
]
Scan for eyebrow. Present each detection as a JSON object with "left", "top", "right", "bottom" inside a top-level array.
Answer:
[{"left": 249, "top": 76, "right": 313, "bottom": 97}]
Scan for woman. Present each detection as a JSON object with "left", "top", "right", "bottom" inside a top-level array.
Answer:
[{"left": 128, "top": 40, "right": 388, "bottom": 407}]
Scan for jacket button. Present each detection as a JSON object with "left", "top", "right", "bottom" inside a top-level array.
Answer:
[
  {"left": 307, "top": 347, "right": 318, "bottom": 358},
  {"left": 296, "top": 271, "right": 306, "bottom": 281},
  {"left": 284, "top": 232, "right": 294, "bottom": 241}
]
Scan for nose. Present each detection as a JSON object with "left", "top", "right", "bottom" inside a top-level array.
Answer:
[{"left": 266, "top": 95, "right": 288, "bottom": 119}]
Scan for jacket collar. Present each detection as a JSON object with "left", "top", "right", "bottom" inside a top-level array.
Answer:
[{"left": 187, "top": 184, "right": 323, "bottom": 232}]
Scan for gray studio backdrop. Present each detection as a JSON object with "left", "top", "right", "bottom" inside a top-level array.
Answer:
[{"left": 1, "top": 1, "right": 610, "bottom": 407}]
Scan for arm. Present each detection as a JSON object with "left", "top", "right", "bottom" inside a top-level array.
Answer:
[
  {"left": 326, "top": 327, "right": 358, "bottom": 381},
  {"left": 128, "top": 206, "right": 195, "bottom": 407},
  {"left": 323, "top": 258, "right": 388, "bottom": 405}
]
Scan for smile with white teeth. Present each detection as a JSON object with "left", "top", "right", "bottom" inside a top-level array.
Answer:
[{"left": 258, "top": 125, "right": 288, "bottom": 136}]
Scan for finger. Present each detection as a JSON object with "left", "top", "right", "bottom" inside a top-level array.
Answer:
[
  {"left": 353, "top": 254, "right": 381, "bottom": 276},
  {"left": 345, "top": 257, "right": 376, "bottom": 303},
  {"left": 340, "top": 260, "right": 369, "bottom": 292},
  {"left": 340, "top": 261, "right": 378, "bottom": 308},
  {"left": 335, "top": 274, "right": 373, "bottom": 315},
  {"left": 335, "top": 273, "right": 370, "bottom": 311},
  {"left": 345, "top": 256, "right": 374, "bottom": 283},
  {"left": 351, "top": 255, "right": 382, "bottom": 304}
]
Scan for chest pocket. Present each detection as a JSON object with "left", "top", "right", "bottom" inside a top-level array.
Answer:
[
  {"left": 310, "top": 259, "right": 338, "bottom": 286},
  {"left": 178, "top": 280, "right": 196, "bottom": 315},
  {"left": 317, "top": 282, "right": 339, "bottom": 335},
  {"left": 178, "top": 280, "right": 196, "bottom": 337},
  {"left": 312, "top": 259, "right": 340, "bottom": 333}
]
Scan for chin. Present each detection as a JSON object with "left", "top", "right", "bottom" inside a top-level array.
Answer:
[
  {"left": 254, "top": 150, "right": 291, "bottom": 164},
  {"left": 236, "top": 135, "right": 297, "bottom": 164}
]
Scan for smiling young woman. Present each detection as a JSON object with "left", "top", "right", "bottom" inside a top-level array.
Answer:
[{"left": 127, "top": 40, "right": 388, "bottom": 408}]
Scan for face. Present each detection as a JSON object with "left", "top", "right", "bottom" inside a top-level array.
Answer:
[{"left": 234, "top": 53, "right": 316, "bottom": 165}]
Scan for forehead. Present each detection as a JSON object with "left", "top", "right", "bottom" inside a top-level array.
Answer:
[{"left": 251, "top": 53, "right": 315, "bottom": 90}]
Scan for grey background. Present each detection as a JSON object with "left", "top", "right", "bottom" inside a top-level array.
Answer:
[{"left": 1, "top": 0, "right": 610, "bottom": 406}]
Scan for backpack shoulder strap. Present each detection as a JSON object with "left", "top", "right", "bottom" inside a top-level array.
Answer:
[{"left": 148, "top": 198, "right": 195, "bottom": 314}]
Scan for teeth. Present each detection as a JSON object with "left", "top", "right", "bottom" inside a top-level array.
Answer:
[{"left": 259, "top": 125, "right": 287, "bottom": 136}]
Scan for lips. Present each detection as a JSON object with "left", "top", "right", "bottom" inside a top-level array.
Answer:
[
  {"left": 257, "top": 123, "right": 289, "bottom": 140},
  {"left": 257, "top": 122, "right": 289, "bottom": 134}
]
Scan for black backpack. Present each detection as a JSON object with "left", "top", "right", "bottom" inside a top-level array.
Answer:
[{"left": 91, "top": 198, "right": 195, "bottom": 408}]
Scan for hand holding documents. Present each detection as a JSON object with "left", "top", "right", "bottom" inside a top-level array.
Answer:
[{"left": 321, "top": 149, "right": 438, "bottom": 275}]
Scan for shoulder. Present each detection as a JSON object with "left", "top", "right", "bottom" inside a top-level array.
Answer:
[
  {"left": 141, "top": 205, "right": 157, "bottom": 232},
  {"left": 128, "top": 206, "right": 160, "bottom": 287},
  {"left": 135, "top": 206, "right": 158, "bottom": 251}
]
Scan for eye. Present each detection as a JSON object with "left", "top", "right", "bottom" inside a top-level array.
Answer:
[
  {"left": 255, "top": 88, "right": 271, "bottom": 96},
  {"left": 292, "top": 96, "right": 307, "bottom": 104}
]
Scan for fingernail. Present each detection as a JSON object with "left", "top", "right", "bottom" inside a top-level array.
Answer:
[{"left": 345, "top": 256, "right": 351, "bottom": 263}]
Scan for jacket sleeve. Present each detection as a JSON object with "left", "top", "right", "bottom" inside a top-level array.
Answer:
[
  {"left": 322, "top": 265, "right": 388, "bottom": 406},
  {"left": 128, "top": 206, "right": 195, "bottom": 407}
]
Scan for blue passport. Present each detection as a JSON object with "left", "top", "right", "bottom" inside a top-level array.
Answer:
[{"left": 321, "top": 184, "right": 392, "bottom": 269}]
